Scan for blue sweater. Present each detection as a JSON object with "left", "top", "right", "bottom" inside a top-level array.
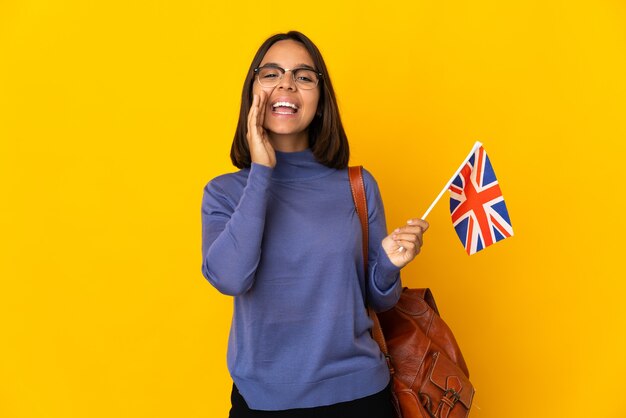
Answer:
[{"left": 201, "top": 148, "right": 402, "bottom": 410}]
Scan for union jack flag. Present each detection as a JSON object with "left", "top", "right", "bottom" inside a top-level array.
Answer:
[{"left": 449, "top": 145, "right": 513, "bottom": 255}]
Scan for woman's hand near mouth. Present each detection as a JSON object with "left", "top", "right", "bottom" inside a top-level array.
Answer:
[{"left": 247, "top": 91, "right": 276, "bottom": 168}]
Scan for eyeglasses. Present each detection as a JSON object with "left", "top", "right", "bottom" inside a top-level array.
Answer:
[{"left": 254, "top": 65, "right": 322, "bottom": 90}]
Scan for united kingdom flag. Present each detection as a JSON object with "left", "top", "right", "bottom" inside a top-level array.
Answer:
[{"left": 449, "top": 145, "right": 513, "bottom": 255}]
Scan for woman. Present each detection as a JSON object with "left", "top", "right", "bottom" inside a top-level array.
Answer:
[{"left": 201, "top": 31, "right": 429, "bottom": 417}]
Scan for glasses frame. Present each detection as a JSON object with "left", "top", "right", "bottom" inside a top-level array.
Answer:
[{"left": 254, "top": 65, "right": 323, "bottom": 90}]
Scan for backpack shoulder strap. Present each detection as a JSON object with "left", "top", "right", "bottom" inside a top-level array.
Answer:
[
  {"left": 348, "top": 166, "right": 369, "bottom": 271},
  {"left": 348, "top": 166, "right": 391, "bottom": 364}
]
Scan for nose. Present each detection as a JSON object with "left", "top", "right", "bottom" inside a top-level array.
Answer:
[{"left": 277, "top": 69, "right": 297, "bottom": 91}]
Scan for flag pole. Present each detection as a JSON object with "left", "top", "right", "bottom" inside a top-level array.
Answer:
[{"left": 421, "top": 141, "right": 483, "bottom": 220}]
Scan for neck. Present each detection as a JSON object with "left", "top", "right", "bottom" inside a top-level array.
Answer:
[
  {"left": 269, "top": 131, "right": 309, "bottom": 152},
  {"left": 271, "top": 147, "right": 335, "bottom": 181}
]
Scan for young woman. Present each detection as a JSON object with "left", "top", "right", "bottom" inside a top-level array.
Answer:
[{"left": 201, "top": 31, "right": 429, "bottom": 417}]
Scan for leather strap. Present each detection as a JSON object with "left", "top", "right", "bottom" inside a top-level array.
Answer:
[
  {"left": 348, "top": 166, "right": 393, "bottom": 371},
  {"left": 435, "top": 377, "right": 462, "bottom": 418},
  {"left": 348, "top": 166, "right": 369, "bottom": 269}
]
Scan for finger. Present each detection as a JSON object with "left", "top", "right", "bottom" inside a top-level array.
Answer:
[
  {"left": 259, "top": 91, "right": 267, "bottom": 124},
  {"left": 255, "top": 91, "right": 263, "bottom": 127},
  {"left": 254, "top": 91, "right": 268, "bottom": 132},
  {"left": 253, "top": 96, "right": 265, "bottom": 139},
  {"left": 251, "top": 93, "right": 259, "bottom": 114},
  {"left": 408, "top": 234, "right": 423, "bottom": 249},
  {"left": 393, "top": 230, "right": 423, "bottom": 248},
  {"left": 407, "top": 218, "right": 429, "bottom": 232},
  {"left": 394, "top": 240, "right": 417, "bottom": 254},
  {"left": 391, "top": 232, "right": 419, "bottom": 243},
  {"left": 393, "top": 226, "right": 425, "bottom": 239},
  {"left": 248, "top": 94, "right": 258, "bottom": 134},
  {"left": 395, "top": 225, "right": 425, "bottom": 235}
]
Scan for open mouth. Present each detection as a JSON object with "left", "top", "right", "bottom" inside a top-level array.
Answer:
[{"left": 272, "top": 101, "right": 299, "bottom": 115}]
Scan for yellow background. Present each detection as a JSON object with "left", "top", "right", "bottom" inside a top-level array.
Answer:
[{"left": 2, "top": 1, "right": 625, "bottom": 417}]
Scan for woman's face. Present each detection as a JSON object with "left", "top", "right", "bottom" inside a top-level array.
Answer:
[{"left": 254, "top": 40, "right": 320, "bottom": 141}]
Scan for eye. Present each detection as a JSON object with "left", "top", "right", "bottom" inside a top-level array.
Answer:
[
  {"left": 295, "top": 69, "right": 317, "bottom": 84},
  {"left": 258, "top": 68, "right": 282, "bottom": 79}
]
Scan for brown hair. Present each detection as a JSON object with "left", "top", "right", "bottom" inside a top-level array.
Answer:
[{"left": 230, "top": 31, "right": 349, "bottom": 169}]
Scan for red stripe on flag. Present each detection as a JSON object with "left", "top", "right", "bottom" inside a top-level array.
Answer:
[
  {"left": 466, "top": 216, "right": 474, "bottom": 254},
  {"left": 489, "top": 213, "right": 512, "bottom": 238},
  {"left": 450, "top": 183, "right": 463, "bottom": 194}
]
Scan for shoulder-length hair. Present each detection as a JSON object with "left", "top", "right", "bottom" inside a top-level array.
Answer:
[{"left": 230, "top": 31, "right": 349, "bottom": 169}]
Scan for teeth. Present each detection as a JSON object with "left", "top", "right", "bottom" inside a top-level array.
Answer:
[{"left": 272, "top": 101, "right": 298, "bottom": 110}]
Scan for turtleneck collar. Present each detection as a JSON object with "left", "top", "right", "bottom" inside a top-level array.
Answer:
[{"left": 271, "top": 148, "right": 336, "bottom": 182}]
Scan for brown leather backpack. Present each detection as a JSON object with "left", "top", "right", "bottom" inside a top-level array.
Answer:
[{"left": 349, "top": 166, "right": 475, "bottom": 418}]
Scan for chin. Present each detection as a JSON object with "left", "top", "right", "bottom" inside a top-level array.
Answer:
[
  {"left": 270, "top": 129, "right": 299, "bottom": 136},
  {"left": 266, "top": 121, "right": 314, "bottom": 136},
  {"left": 266, "top": 124, "right": 304, "bottom": 136}
]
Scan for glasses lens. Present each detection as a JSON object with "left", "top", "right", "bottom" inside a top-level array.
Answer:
[
  {"left": 293, "top": 69, "right": 319, "bottom": 89},
  {"left": 257, "top": 67, "right": 282, "bottom": 87}
]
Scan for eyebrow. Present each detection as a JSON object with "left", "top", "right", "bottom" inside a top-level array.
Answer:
[{"left": 262, "top": 62, "right": 317, "bottom": 71}]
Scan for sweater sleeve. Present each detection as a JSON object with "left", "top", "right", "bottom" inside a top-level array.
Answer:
[
  {"left": 362, "top": 169, "right": 403, "bottom": 312},
  {"left": 201, "top": 163, "right": 273, "bottom": 296}
]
